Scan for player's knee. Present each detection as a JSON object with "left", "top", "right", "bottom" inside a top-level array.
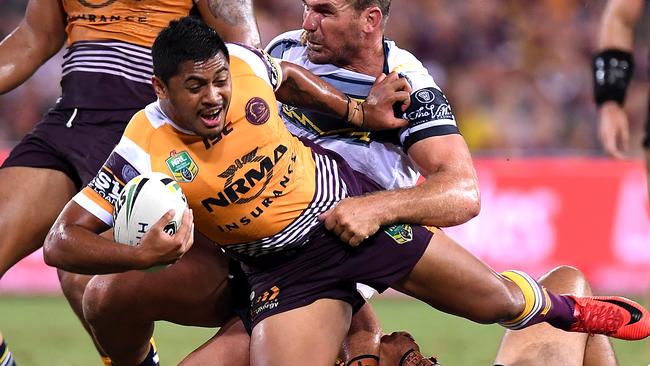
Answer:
[
  {"left": 539, "top": 265, "right": 591, "bottom": 296},
  {"left": 82, "top": 276, "right": 132, "bottom": 325}
]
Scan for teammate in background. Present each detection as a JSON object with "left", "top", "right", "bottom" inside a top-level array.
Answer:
[
  {"left": 266, "top": 0, "right": 478, "bottom": 363},
  {"left": 0, "top": 0, "right": 259, "bottom": 364},
  {"left": 44, "top": 17, "right": 650, "bottom": 366},
  {"left": 593, "top": 0, "right": 650, "bottom": 202}
]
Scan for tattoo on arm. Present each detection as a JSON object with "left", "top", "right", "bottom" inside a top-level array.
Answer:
[
  {"left": 209, "top": 0, "right": 255, "bottom": 27},
  {"left": 282, "top": 78, "right": 332, "bottom": 113}
]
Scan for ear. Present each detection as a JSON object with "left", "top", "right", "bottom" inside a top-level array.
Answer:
[
  {"left": 152, "top": 76, "right": 168, "bottom": 100},
  {"left": 361, "top": 6, "right": 383, "bottom": 32}
]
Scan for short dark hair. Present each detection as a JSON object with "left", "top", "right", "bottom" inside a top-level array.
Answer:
[
  {"left": 349, "top": 0, "right": 390, "bottom": 17},
  {"left": 152, "top": 16, "right": 229, "bottom": 84}
]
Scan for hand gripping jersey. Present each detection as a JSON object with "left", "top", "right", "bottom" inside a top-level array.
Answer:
[
  {"left": 60, "top": 0, "right": 199, "bottom": 110},
  {"left": 73, "top": 44, "right": 349, "bottom": 260},
  {"left": 266, "top": 30, "right": 460, "bottom": 190}
]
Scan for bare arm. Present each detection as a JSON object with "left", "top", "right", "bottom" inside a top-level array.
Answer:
[
  {"left": 43, "top": 201, "right": 194, "bottom": 274},
  {"left": 320, "top": 135, "right": 480, "bottom": 246},
  {"left": 598, "top": 0, "right": 644, "bottom": 50},
  {"left": 596, "top": 0, "right": 645, "bottom": 158},
  {"left": 200, "top": 0, "right": 261, "bottom": 48},
  {"left": 0, "top": 0, "right": 66, "bottom": 94},
  {"left": 276, "top": 62, "right": 410, "bottom": 129}
]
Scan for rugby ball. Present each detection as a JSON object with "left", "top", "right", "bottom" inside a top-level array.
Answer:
[{"left": 113, "top": 172, "right": 188, "bottom": 247}]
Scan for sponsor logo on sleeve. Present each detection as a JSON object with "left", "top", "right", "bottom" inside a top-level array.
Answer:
[
  {"left": 405, "top": 87, "right": 455, "bottom": 126},
  {"left": 88, "top": 167, "right": 124, "bottom": 206}
]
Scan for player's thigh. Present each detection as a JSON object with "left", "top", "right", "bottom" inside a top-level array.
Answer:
[
  {"left": 179, "top": 317, "right": 251, "bottom": 366},
  {"left": 392, "top": 228, "right": 519, "bottom": 321},
  {"left": 0, "top": 167, "right": 76, "bottom": 269},
  {"left": 85, "top": 234, "right": 233, "bottom": 326},
  {"left": 250, "top": 298, "right": 351, "bottom": 366}
]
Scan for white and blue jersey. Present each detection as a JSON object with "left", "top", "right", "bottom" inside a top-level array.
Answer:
[{"left": 266, "top": 30, "right": 460, "bottom": 190}]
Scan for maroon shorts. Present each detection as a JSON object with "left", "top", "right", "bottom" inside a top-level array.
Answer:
[
  {"left": 1, "top": 106, "right": 136, "bottom": 189},
  {"left": 241, "top": 223, "right": 433, "bottom": 328}
]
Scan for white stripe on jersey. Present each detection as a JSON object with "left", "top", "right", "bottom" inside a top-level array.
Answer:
[
  {"left": 114, "top": 136, "right": 152, "bottom": 175},
  {"left": 226, "top": 151, "right": 348, "bottom": 257},
  {"left": 73, "top": 190, "right": 114, "bottom": 226},
  {"left": 62, "top": 41, "right": 153, "bottom": 84}
]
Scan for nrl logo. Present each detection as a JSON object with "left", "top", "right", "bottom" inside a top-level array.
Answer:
[
  {"left": 384, "top": 224, "right": 413, "bottom": 244},
  {"left": 166, "top": 150, "right": 199, "bottom": 183}
]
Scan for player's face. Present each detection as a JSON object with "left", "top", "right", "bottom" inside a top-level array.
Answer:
[
  {"left": 156, "top": 53, "right": 232, "bottom": 139},
  {"left": 301, "top": 0, "right": 364, "bottom": 66}
]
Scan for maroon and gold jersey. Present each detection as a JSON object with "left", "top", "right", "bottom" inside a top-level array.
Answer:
[
  {"left": 59, "top": 0, "right": 197, "bottom": 109},
  {"left": 73, "top": 44, "right": 349, "bottom": 258}
]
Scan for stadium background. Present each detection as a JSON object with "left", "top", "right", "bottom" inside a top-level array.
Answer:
[{"left": 1, "top": 0, "right": 650, "bottom": 364}]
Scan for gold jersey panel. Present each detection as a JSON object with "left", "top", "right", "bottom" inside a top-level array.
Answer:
[
  {"left": 63, "top": 0, "right": 194, "bottom": 47},
  {"left": 75, "top": 46, "right": 349, "bottom": 256}
]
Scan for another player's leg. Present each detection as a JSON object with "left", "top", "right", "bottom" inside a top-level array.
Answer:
[
  {"left": 0, "top": 167, "right": 76, "bottom": 277},
  {"left": 391, "top": 228, "right": 650, "bottom": 340},
  {"left": 178, "top": 317, "right": 250, "bottom": 366},
  {"left": 81, "top": 234, "right": 234, "bottom": 365},
  {"left": 0, "top": 331, "right": 17, "bottom": 366},
  {"left": 494, "top": 265, "right": 617, "bottom": 366},
  {"left": 250, "top": 299, "right": 352, "bottom": 366}
]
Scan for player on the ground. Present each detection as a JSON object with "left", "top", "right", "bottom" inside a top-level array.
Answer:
[
  {"left": 44, "top": 16, "right": 650, "bottom": 366},
  {"left": 0, "top": 0, "right": 259, "bottom": 364},
  {"left": 593, "top": 0, "right": 650, "bottom": 202},
  {"left": 266, "top": 0, "right": 480, "bottom": 361},
  {"left": 377, "top": 266, "right": 619, "bottom": 366}
]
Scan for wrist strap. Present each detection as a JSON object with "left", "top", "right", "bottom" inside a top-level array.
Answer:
[{"left": 593, "top": 49, "right": 634, "bottom": 106}]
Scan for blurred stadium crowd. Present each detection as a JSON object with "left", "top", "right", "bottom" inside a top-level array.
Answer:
[{"left": 1, "top": 0, "right": 649, "bottom": 155}]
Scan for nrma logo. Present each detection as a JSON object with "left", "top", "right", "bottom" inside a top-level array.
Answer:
[{"left": 201, "top": 144, "right": 288, "bottom": 212}]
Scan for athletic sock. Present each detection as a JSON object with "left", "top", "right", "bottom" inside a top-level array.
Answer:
[
  {"left": 0, "top": 338, "right": 17, "bottom": 366},
  {"left": 100, "top": 339, "right": 159, "bottom": 366},
  {"left": 499, "top": 270, "right": 574, "bottom": 330},
  {"left": 346, "top": 355, "right": 379, "bottom": 366},
  {"left": 138, "top": 340, "right": 160, "bottom": 366}
]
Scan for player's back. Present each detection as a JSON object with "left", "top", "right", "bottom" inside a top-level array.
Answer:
[{"left": 59, "top": 0, "right": 196, "bottom": 110}]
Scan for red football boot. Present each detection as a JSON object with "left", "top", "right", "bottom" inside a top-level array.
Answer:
[{"left": 568, "top": 295, "right": 650, "bottom": 340}]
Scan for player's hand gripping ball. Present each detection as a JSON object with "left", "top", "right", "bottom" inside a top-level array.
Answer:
[{"left": 113, "top": 172, "right": 188, "bottom": 246}]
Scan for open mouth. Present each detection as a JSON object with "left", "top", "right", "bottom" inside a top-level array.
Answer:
[{"left": 200, "top": 108, "right": 222, "bottom": 127}]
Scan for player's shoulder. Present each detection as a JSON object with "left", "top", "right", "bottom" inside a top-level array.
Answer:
[
  {"left": 265, "top": 29, "right": 305, "bottom": 58},
  {"left": 385, "top": 39, "right": 439, "bottom": 90},
  {"left": 227, "top": 43, "right": 281, "bottom": 90},
  {"left": 121, "top": 102, "right": 168, "bottom": 148}
]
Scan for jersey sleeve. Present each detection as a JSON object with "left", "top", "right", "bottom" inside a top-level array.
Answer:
[
  {"left": 227, "top": 43, "right": 283, "bottom": 91},
  {"left": 72, "top": 113, "right": 153, "bottom": 225},
  {"left": 391, "top": 51, "right": 460, "bottom": 152}
]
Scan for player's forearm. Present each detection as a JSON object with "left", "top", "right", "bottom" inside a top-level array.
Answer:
[
  {"left": 204, "top": 0, "right": 261, "bottom": 48},
  {"left": 0, "top": 0, "right": 66, "bottom": 94},
  {"left": 276, "top": 61, "right": 350, "bottom": 125},
  {"left": 0, "top": 27, "right": 63, "bottom": 94},
  {"left": 365, "top": 174, "right": 480, "bottom": 228},
  {"left": 44, "top": 223, "right": 145, "bottom": 275},
  {"left": 598, "top": 0, "right": 643, "bottom": 50}
]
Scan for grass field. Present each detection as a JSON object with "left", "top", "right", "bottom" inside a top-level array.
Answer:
[{"left": 1, "top": 295, "right": 649, "bottom": 365}]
